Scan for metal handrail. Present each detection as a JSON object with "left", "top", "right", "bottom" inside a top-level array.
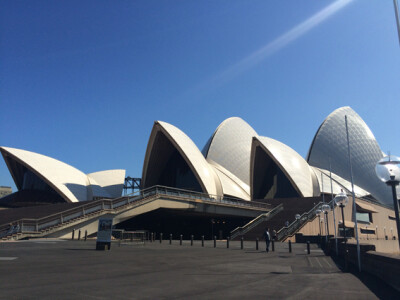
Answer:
[
  {"left": 276, "top": 199, "right": 335, "bottom": 241},
  {"left": 230, "top": 203, "right": 284, "bottom": 240},
  {"left": 0, "top": 185, "right": 271, "bottom": 238},
  {"left": 151, "top": 185, "right": 271, "bottom": 209}
]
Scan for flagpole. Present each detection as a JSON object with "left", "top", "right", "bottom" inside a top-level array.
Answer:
[
  {"left": 345, "top": 115, "right": 361, "bottom": 272},
  {"left": 321, "top": 172, "right": 325, "bottom": 203},
  {"left": 330, "top": 158, "right": 338, "bottom": 255},
  {"left": 394, "top": 0, "right": 400, "bottom": 46}
]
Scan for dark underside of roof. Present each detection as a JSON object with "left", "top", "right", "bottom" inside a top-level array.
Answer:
[{"left": 0, "top": 190, "right": 66, "bottom": 208}]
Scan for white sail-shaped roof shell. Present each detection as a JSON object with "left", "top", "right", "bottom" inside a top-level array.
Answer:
[
  {"left": 207, "top": 159, "right": 250, "bottom": 200},
  {"left": 251, "top": 136, "right": 317, "bottom": 198},
  {"left": 202, "top": 117, "right": 257, "bottom": 187},
  {"left": 142, "top": 121, "right": 251, "bottom": 200},
  {"left": 311, "top": 167, "right": 370, "bottom": 198},
  {"left": 87, "top": 169, "right": 126, "bottom": 199},
  {"left": 307, "top": 106, "right": 391, "bottom": 205},
  {"left": 142, "top": 121, "right": 221, "bottom": 196},
  {"left": 0, "top": 147, "right": 124, "bottom": 202}
]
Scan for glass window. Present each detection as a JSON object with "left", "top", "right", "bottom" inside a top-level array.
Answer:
[{"left": 356, "top": 212, "right": 372, "bottom": 223}]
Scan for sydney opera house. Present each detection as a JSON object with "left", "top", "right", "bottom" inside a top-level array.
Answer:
[
  {"left": 0, "top": 106, "right": 399, "bottom": 246},
  {"left": 141, "top": 106, "right": 395, "bottom": 205}
]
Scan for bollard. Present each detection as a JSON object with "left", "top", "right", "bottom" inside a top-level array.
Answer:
[
  {"left": 214, "top": 236, "right": 216, "bottom": 248},
  {"left": 201, "top": 235, "right": 204, "bottom": 247},
  {"left": 131, "top": 233, "right": 133, "bottom": 242},
  {"left": 170, "top": 234, "right": 172, "bottom": 245},
  {"left": 151, "top": 232, "right": 154, "bottom": 243},
  {"left": 78, "top": 229, "right": 81, "bottom": 241},
  {"left": 344, "top": 249, "right": 349, "bottom": 272},
  {"left": 84, "top": 230, "right": 87, "bottom": 242},
  {"left": 307, "top": 241, "right": 310, "bottom": 254},
  {"left": 180, "top": 234, "right": 183, "bottom": 245},
  {"left": 256, "top": 238, "right": 259, "bottom": 251},
  {"left": 289, "top": 240, "right": 292, "bottom": 253},
  {"left": 227, "top": 237, "right": 230, "bottom": 248},
  {"left": 272, "top": 240, "right": 275, "bottom": 252},
  {"left": 241, "top": 237, "right": 244, "bottom": 249},
  {"left": 72, "top": 229, "right": 75, "bottom": 240},
  {"left": 191, "top": 235, "right": 194, "bottom": 246},
  {"left": 160, "top": 233, "right": 163, "bottom": 243}
]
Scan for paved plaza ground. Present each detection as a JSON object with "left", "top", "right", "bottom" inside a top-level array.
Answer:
[{"left": 0, "top": 238, "right": 398, "bottom": 299}]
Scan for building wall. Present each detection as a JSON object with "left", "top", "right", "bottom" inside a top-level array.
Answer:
[
  {"left": 0, "top": 186, "right": 12, "bottom": 198},
  {"left": 297, "top": 197, "right": 398, "bottom": 253}
]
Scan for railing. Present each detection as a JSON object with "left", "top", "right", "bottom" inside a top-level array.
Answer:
[
  {"left": 276, "top": 199, "right": 335, "bottom": 241},
  {"left": 0, "top": 185, "right": 271, "bottom": 240},
  {"left": 150, "top": 185, "right": 271, "bottom": 210},
  {"left": 229, "top": 203, "right": 284, "bottom": 240}
]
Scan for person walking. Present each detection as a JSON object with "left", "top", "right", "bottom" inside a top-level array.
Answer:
[{"left": 264, "top": 227, "right": 271, "bottom": 252}]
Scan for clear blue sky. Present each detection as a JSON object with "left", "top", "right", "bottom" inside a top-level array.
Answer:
[{"left": 1, "top": 0, "right": 399, "bottom": 192}]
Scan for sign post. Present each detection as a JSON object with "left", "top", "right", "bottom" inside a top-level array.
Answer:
[{"left": 96, "top": 218, "right": 113, "bottom": 250}]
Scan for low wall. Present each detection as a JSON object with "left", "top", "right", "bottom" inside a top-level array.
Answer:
[
  {"left": 356, "top": 238, "right": 399, "bottom": 254},
  {"left": 326, "top": 240, "right": 400, "bottom": 292},
  {"left": 362, "top": 251, "right": 400, "bottom": 292}
]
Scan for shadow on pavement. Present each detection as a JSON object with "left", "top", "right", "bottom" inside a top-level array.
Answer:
[{"left": 330, "top": 253, "right": 399, "bottom": 299}]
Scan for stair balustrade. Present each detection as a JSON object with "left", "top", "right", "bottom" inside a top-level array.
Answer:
[
  {"left": 1, "top": 185, "right": 272, "bottom": 241},
  {"left": 230, "top": 203, "right": 284, "bottom": 240}
]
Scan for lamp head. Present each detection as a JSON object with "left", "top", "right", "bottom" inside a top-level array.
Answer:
[
  {"left": 334, "top": 190, "right": 348, "bottom": 206},
  {"left": 375, "top": 155, "right": 400, "bottom": 183},
  {"left": 295, "top": 214, "right": 301, "bottom": 220},
  {"left": 321, "top": 204, "right": 330, "bottom": 212}
]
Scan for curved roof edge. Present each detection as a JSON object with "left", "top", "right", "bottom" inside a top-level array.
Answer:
[
  {"left": 251, "top": 136, "right": 316, "bottom": 198},
  {"left": 142, "top": 121, "right": 221, "bottom": 196},
  {"left": 87, "top": 169, "right": 126, "bottom": 198},
  {"left": 201, "top": 117, "right": 248, "bottom": 157},
  {"left": 306, "top": 106, "right": 391, "bottom": 204},
  {"left": 207, "top": 159, "right": 250, "bottom": 200},
  {"left": 311, "top": 166, "right": 370, "bottom": 198},
  {"left": 0, "top": 146, "right": 86, "bottom": 203},
  {"left": 0, "top": 146, "right": 124, "bottom": 203},
  {"left": 203, "top": 117, "right": 258, "bottom": 186}
]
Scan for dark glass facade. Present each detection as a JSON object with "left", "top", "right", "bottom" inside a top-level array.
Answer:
[{"left": 252, "top": 146, "right": 300, "bottom": 199}]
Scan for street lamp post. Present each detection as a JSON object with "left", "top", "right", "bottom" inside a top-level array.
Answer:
[
  {"left": 335, "top": 192, "right": 349, "bottom": 241},
  {"left": 335, "top": 191, "right": 349, "bottom": 269},
  {"left": 211, "top": 219, "right": 215, "bottom": 240},
  {"left": 316, "top": 209, "right": 322, "bottom": 247},
  {"left": 321, "top": 204, "right": 330, "bottom": 244},
  {"left": 316, "top": 209, "right": 322, "bottom": 235},
  {"left": 295, "top": 214, "right": 301, "bottom": 228},
  {"left": 334, "top": 191, "right": 348, "bottom": 253},
  {"left": 375, "top": 155, "right": 400, "bottom": 250}
]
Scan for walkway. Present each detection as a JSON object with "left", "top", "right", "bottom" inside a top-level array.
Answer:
[{"left": 0, "top": 239, "right": 397, "bottom": 299}]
